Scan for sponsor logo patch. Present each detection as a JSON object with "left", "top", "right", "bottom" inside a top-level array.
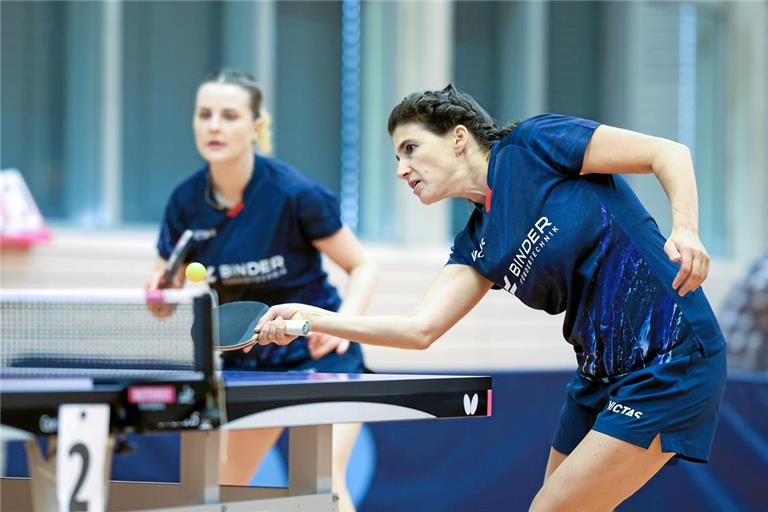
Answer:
[{"left": 606, "top": 400, "right": 644, "bottom": 419}]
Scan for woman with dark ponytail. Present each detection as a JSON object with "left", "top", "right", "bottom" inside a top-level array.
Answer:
[
  {"left": 147, "top": 69, "right": 377, "bottom": 511},
  {"left": 254, "top": 84, "right": 726, "bottom": 510}
]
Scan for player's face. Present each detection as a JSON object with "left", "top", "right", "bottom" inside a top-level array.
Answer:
[
  {"left": 391, "top": 123, "right": 456, "bottom": 205},
  {"left": 193, "top": 83, "right": 260, "bottom": 163}
]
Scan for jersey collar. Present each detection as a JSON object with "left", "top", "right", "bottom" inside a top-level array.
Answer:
[{"left": 484, "top": 141, "right": 500, "bottom": 213}]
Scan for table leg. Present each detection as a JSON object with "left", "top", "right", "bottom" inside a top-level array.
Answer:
[
  {"left": 179, "top": 429, "right": 220, "bottom": 504},
  {"left": 288, "top": 424, "right": 333, "bottom": 497},
  {"left": 24, "top": 439, "right": 56, "bottom": 512}
]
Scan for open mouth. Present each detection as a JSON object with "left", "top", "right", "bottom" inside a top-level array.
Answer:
[{"left": 409, "top": 180, "right": 425, "bottom": 196}]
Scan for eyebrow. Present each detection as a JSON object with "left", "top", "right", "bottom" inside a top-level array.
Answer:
[{"left": 196, "top": 106, "right": 242, "bottom": 113}]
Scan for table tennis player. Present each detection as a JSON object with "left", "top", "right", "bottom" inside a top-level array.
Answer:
[
  {"left": 254, "top": 85, "right": 728, "bottom": 511},
  {"left": 147, "top": 68, "right": 377, "bottom": 512}
]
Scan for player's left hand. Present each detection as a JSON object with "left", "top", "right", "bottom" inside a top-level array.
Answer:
[
  {"left": 664, "top": 228, "right": 710, "bottom": 296},
  {"left": 307, "top": 333, "right": 349, "bottom": 360},
  {"left": 145, "top": 269, "right": 182, "bottom": 318}
]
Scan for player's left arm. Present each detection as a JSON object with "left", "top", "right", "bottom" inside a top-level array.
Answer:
[
  {"left": 308, "top": 226, "right": 379, "bottom": 358},
  {"left": 580, "top": 124, "right": 708, "bottom": 296}
]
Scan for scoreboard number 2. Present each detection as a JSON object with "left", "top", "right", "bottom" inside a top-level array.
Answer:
[{"left": 56, "top": 404, "right": 109, "bottom": 512}]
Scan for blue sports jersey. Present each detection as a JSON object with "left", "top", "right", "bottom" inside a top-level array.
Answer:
[
  {"left": 157, "top": 154, "right": 344, "bottom": 367},
  {"left": 448, "top": 114, "right": 725, "bottom": 379}
]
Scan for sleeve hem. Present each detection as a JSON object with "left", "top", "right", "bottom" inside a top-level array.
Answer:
[{"left": 306, "top": 221, "right": 343, "bottom": 242}]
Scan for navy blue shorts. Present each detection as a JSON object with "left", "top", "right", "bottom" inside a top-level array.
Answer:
[{"left": 553, "top": 337, "right": 727, "bottom": 463}]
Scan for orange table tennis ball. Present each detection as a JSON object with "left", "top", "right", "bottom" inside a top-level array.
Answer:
[{"left": 185, "top": 262, "right": 207, "bottom": 283}]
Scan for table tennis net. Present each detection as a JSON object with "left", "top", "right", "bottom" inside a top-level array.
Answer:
[{"left": 1, "top": 289, "right": 214, "bottom": 377}]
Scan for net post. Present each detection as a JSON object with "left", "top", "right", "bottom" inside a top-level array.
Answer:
[
  {"left": 192, "top": 290, "right": 225, "bottom": 427},
  {"left": 191, "top": 290, "right": 218, "bottom": 377}
]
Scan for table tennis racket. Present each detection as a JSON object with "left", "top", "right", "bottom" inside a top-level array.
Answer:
[
  {"left": 162, "top": 229, "right": 194, "bottom": 288},
  {"left": 216, "top": 301, "right": 311, "bottom": 351}
]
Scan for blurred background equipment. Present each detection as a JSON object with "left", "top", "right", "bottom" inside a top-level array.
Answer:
[
  {"left": 0, "top": 169, "right": 51, "bottom": 247},
  {"left": 721, "top": 253, "right": 768, "bottom": 372}
]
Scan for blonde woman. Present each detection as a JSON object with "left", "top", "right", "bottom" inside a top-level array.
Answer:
[{"left": 148, "top": 69, "right": 377, "bottom": 512}]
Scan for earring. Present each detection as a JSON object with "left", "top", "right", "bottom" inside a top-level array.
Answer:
[{"left": 455, "top": 152, "right": 461, "bottom": 157}]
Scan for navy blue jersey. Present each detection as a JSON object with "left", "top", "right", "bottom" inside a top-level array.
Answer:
[
  {"left": 449, "top": 114, "right": 725, "bottom": 379},
  {"left": 157, "top": 155, "right": 343, "bottom": 366}
]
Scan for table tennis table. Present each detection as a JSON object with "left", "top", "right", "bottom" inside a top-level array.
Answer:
[{"left": 0, "top": 289, "right": 492, "bottom": 511}]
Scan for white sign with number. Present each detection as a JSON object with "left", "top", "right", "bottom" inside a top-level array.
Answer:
[{"left": 56, "top": 404, "right": 110, "bottom": 512}]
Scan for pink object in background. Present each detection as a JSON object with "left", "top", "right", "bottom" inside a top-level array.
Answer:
[{"left": 0, "top": 169, "right": 51, "bottom": 247}]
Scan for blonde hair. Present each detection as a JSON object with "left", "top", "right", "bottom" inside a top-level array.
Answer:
[{"left": 255, "top": 109, "right": 274, "bottom": 156}]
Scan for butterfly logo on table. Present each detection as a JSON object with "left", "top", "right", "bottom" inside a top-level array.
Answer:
[
  {"left": 463, "top": 393, "right": 479, "bottom": 415},
  {"left": 177, "top": 385, "right": 196, "bottom": 404}
]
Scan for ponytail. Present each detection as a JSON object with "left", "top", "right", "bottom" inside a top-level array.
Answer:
[{"left": 255, "top": 109, "right": 274, "bottom": 156}]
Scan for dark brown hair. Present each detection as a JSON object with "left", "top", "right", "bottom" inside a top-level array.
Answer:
[{"left": 387, "top": 84, "right": 516, "bottom": 152}]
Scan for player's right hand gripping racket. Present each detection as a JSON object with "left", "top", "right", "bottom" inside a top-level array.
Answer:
[
  {"left": 214, "top": 301, "right": 311, "bottom": 351},
  {"left": 161, "top": 229, "right": 194, "bottom": 288}
]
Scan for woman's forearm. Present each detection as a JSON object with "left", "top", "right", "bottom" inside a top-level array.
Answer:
[
  {"left": 651, "top": 143, "right": 700, "bottom": 234},
  {"left": 298, "top": 306, "right": 432, "bottom": 350}
]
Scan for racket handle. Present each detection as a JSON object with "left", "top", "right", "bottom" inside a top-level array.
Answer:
[{"left": 285, "top": 319, "right": 311, "bottom": 336}]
